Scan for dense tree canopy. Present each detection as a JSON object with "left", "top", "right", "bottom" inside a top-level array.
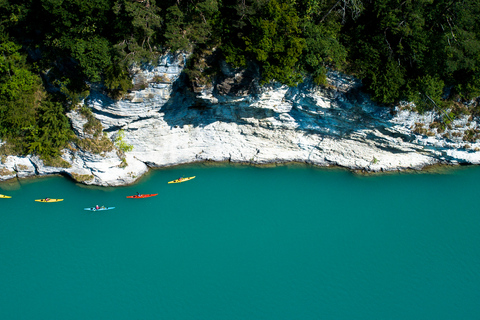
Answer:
[
  {"left": 0, "top": 34, "right": 43, "bottom": 153},
  {"left": 1, "top": 0, "right": 480, "bottom": 156}
]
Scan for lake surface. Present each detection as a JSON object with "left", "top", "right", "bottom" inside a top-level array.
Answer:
[{"left": 1, "top": 164, "right": 479, "bottom": 319}]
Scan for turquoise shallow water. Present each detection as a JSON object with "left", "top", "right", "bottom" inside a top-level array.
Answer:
[{"left": 1, "top": 164, "right": 480, "bottom": 319}]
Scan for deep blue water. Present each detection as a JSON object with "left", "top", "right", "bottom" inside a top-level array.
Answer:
[{"left": 1, "top": 164, "right": 479, "bottom": 319}]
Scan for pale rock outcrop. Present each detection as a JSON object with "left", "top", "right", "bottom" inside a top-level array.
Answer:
[{"left": 1, "top": 52, "right": 479, "bottom": 185}]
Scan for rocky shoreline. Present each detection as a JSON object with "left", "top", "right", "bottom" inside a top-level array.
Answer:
[{"left": 1, "top": 53, "right": 480, "bottom": 186}]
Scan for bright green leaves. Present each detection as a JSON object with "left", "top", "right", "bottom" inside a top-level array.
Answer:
[
  {"left": 0, "top": 0, "right": 479, "bottom": 125},
  {"left": 0, "top": 33, "right": 72, "bottom": 157},
  {"left": 0, "top": 67, "right": 40, "bottom": 101},
  {"left": 0, "top": 39, "right": 22, "bottom": 76},
  {"left": 221, "top": 0, "right": 353, "bottom": 86},
  {"left": 114, "top": 129, "right": 133, "bottom": 153},
  {"left": 0, "top": 36, "right": 42, "bottom": 142}
]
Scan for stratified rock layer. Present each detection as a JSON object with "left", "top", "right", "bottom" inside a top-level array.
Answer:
[{"left": 1, "top": 53, "right": 479, "bottom": 185}]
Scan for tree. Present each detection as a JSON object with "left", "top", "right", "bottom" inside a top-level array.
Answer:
[
  {"left": 301, "top": 19, "right": 347, "bottom": 85},
  {"left": 163, "top": 0, "right": 220, "bottom": 52},
  {"left": 0, "top": 36, "right": 42, "bottom": 145},
  {"left": 104, "top": 62, "right": 133, "bottom": 98},
  {"left": 69, "top": 36, "right": 112, "bottom": 83},
  {"left": 113, "top": 0, "right": 162, "bottom": 64},
  {"left": 222, "top": 0, "right": 305, "bottom": 86},
  {"left": 28, "top": 101, "right": 71, "bottom": 158}
]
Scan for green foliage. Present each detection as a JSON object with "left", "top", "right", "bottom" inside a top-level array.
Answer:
[
  {"left": 406, "top": 75, "right": 445, "bottom": 113},
  {"left": 113, "top": 0, "right": 162, "bottom": 63},
  {"left": 114, "top": 129, "right": 133, "bottom": 153},
  {"left": 163, "top": 5, "right": 191, "bottom": 52},
  {"left": 2, "top": 0, "right": 477, "bottom": 104},
  {"left": 0, "top": 35, "right": 42, "bottom": 150},
  {"left": 69, "top": 37, "right": 112, "bottom": 83},
  {"left": 71, "top": 172, "right": 94, "bottom": 182},
  {"left": 113, "top": 129, "right": 133, "bottom": 166},
  {"left": 0, "top": 0, "right": 480, "bottom": 158},
  {"left": 455, "top": 74, "right": 480, "bottom": 100},
  {"left": 0, "top": 38, "right": 73, "bottom": 158},
  {"left": 124, "top": 0, "right": 162, "bottom": 46},
  {"left": 369, "top": 60, "right": 406, "bottom": 104},
  {"left": 163, "top": 0, "right": 220, "bottom": 52},
  {"left": 343, "top": 0, "right": 480, "bottom": 104},
  {"left": 43, "top": 156, "right": 72, "bottom": 168},
  {"left": 302, "top": 19, "right": 347, "bottom": 85},
  {"left": 79, "top": 106, "right": 103, "bottom": 136},
  {"left": 223, "top": 0, "right": 306, "bottom": 86},
  {"left": 27, "top": 101, "right": 72, "bottom": 158},
  {"left": 74, "top": 132, "right": 114, "bottom": 154},
  {"left": 104, "top": 63, "right": 133, "bottom": 99}
]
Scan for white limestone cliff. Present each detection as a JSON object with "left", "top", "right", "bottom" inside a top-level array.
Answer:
[{"left": 1, "top": 53, "right": 479, "bottom": 186}]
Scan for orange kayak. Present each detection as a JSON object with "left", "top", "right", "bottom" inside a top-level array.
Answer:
[{"left": 126, "top": 194, "right": 158, "bottom": 199}]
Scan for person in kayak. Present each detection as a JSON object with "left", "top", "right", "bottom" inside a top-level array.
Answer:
[
  {"left": 136, "top": 192, "right": 141, "bottom": 197},
  {"left": 45, "top": 198, "right": 50, "bottom": 202},
  {"left": 95, "top": 205, "right": 100, "bottom": 210}
]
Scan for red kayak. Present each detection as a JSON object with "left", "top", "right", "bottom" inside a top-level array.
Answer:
[{"left": 126, "top": 194, "right": 158, "bottom": 199}]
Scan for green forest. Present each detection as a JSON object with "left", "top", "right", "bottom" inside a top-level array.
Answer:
[{"left": 1, "top": 0, "right": 480, "bottom": 159}]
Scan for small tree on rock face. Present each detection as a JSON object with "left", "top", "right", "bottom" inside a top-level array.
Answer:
[
  {"left": 114, "top": 129, "right": 134, "bottom": 153},
  {"left": 113, "top": 129, "right": 133, "bottom": 167}
]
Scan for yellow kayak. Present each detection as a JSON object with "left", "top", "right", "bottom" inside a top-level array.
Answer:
[
  {"left": 35, "top": 199, "right": 64, "bottom": 203},
  {"left": 0, "top": 194, "right": 11, "bottom": 198},
  {"left": 168, "top": 176, "right": 195, "bottom": 184}
]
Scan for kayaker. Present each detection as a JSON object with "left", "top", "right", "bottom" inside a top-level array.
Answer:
[
  {"left": 95, "top": 205, "right": 100, "bottom": 210},
  {"left": 136, "top": 192, "right": 141, "bottom": 197},
  {"left": 45, "top": 198, "right": 50, "bottom": 202}
]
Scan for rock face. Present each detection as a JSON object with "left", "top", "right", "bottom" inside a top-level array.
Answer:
[{"left": 1, "top": 53, "right": 480, "bottom": 185}]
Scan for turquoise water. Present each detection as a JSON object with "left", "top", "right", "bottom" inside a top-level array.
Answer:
[{"left": 1, "top": 164, "right": 479, "bottom": 319}]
